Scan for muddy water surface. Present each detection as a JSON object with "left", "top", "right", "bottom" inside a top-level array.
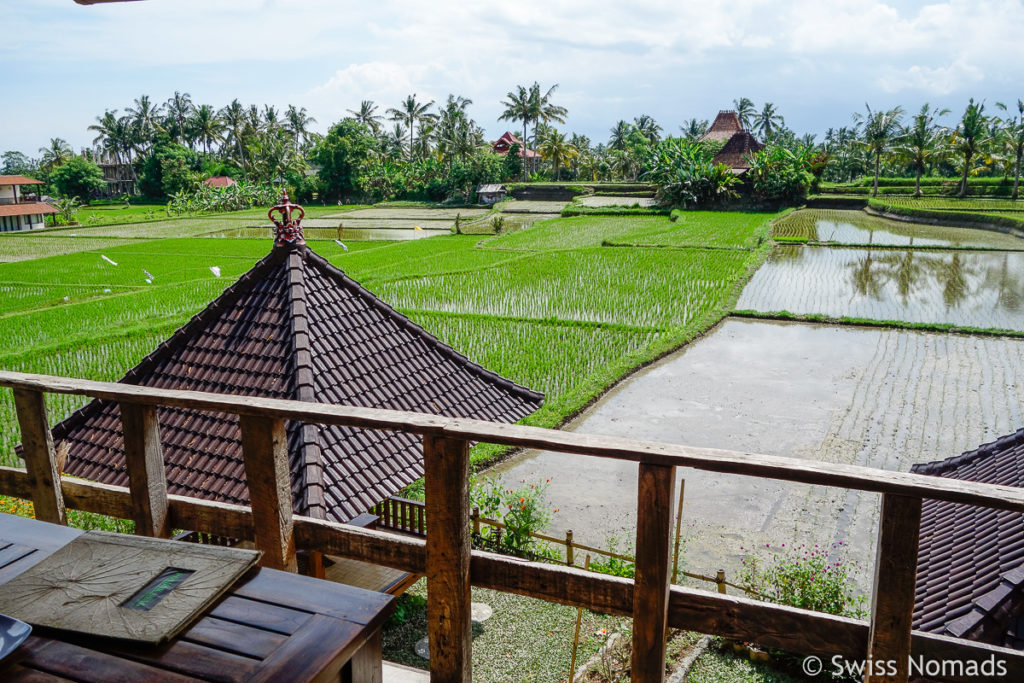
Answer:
[{"left": 490, "top": 318, "right": 1024, "bottom": 594}]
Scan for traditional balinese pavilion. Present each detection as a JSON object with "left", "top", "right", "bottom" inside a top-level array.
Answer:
[
  {"left": 44, "top": 193, "right": 543, "bottom": 587},
  {"left": 699, "top": 111, "right": 764, "bottom": 174},
  {"left": 699, "top": 110, "right": 745, "bottom": 143},
  {"left": 491, "top": 131, "right": 538, "bottom": 160},
  {"left": 912, "top": 428, "right": 1024, "bottom": 648},
  {"left": 0, "top": 176, "right": 57, "bottom": 232}
]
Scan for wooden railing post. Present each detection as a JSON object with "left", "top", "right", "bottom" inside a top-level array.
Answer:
[
  {"left": 120, "top": 402, "right": 169, "bottom": 538},
  {"left": 424, "top": 434, "right": 472, "bottom": 682},
  {"left": 239, "top": 415, "right": 297, "bottom": 572},
  {"left": 865, "top": 493, "right": 922, "bottom": 683},
  {"left": 632, "top": 463, "right": 675, "bottom": 682},
  {"left": 566, "top": 529, "right": 574, "bottom": 567},
  {"left": 13, "top": 388, "right": 65, "bottom": 525}
]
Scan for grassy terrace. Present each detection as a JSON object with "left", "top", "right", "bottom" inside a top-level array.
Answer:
[{"left": 0, "top": 210, "right": 778, "bottom": 470}]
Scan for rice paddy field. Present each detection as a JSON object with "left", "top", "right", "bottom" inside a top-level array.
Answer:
[
  {"left": 772, "top": 209, "right": 1024, "bottom": 249},
  {"left": 0, "top": 208, "right": 779, "bottom": 466},
  {"left": 575, "top": 195, "right": 658, "bottom": 208},
  {"left": 878, "top": 197, "right": 1024, "bottom": 212}
]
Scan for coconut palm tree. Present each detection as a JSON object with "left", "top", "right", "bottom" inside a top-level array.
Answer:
[
  {"left": 854, "top": 104, "right": 904, "bottom": 196},
  {"left": 285, "top": 105, "right": 317, "bottom": 151},
  {"left": 387, "top": 94, "right": 435, "bottom": 162},
  {"left": 219, "top": 99, "right": 248, "bottom": 168},
  {"left": 996, "top": 99, "right": 1024, "bottom": 200},
  {"left": 733, "top": 97, "right": 756, "bottom": 129},
  {"left": 529, "top": 83, "right": 567, "bottom": 175},
  {"left": 191, "top": 104, "right": 224, "bottom": 156},
  {"left": 680, "top": 118, "right": 709, "bottom": 140},
  {"left": 262, "top": 106, "right": 282, "bottom": 133},
  {"left": 538, "top": 129, "right": 578, "bottom": 180},
  {"left": 347, "top": 100, "right": 382, "bottom": 135},
  {"left": 892, "top": 103, "right": 949, "bottom": 197},
  {"left": 950, "top": 99, "right": 992, "bottom": 198},
  {"left": 633, "top": 115, "right": 662, "bottom": 144},
  {"left": 498, "top": 85, "right": 532, "bottom": 181},
  {"left": 165, "top": 91, "right": 194, "bottom": 146},
  {"left": 609, "top": 120, "right": 632, "bottom": 151},
  {"left": 754, "top": 102, "right": 785, "bottom": 139},
  {"left": 39, "top": 138, "right": 73, "bottom": 172},
  {"left": 126, "top": 95, "right": 162, "bottom": 152}
]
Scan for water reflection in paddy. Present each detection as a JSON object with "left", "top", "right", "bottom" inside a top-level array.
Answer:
[{"left": 738, "top": 245, "right": 1024, "bottom": 331}]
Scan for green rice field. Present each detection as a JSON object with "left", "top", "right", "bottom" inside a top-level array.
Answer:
[{"left": 0, "top": 209, "right": 778, "bottom": 465}]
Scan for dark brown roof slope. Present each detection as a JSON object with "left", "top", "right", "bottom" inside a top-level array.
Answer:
[
  {"left": 48, "top": 244, "right": 543, "bottom": 523},
  {"left": 911, "top": 429, "right": 1024, "bottom": 648},
  {"left": 699, "top": 110, "right": 744, "bottom": 143},
  {"left": 712, "top": 131, "right": 764, "bottom": 171}
]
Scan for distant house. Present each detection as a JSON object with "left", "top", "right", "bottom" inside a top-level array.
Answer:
[
  {"left": 492, "top": 131, "right": 538, "bottom": 159},
  {"left": 95, "top": 152, "right": 135, "bottom": 197},
  {"left": 203, "top": 176, "right": 237, "bottom": 189},
  {"left": 912, "top": 429, "right": 1024, "bottom": 648},
  {"left": 0, "top": 176, "right": 57, "bottom": 232},
  {"left": 699, "top": 110, "right": 763, "bottom": 174},
  {"left": 476, "top": 184, "right": 506, "bottom": 205}
]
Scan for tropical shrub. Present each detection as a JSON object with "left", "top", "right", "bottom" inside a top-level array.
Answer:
[
  {"left": 748, "top": 145, "right": 814, "bottom": 203},
  {"left": 166, "top": 181, "right": 277, "bottom": 215},
  {"left": 137, "top": 140, "right": 201, "bottom": 199},
  {"left": 739, "top": 541, "right": 867, "bottom": 617},
  {"left": 644, "top": 138, "right": 740, "bottom": 207},
  {"left": 49, "top": 157, "right": 105, "bottom": 201},
  {"left": 470, "top": 475, "right": 553, "bottom": 557},
  {"left": 310, "top": 119, "right": 377, "bottom": 201}
]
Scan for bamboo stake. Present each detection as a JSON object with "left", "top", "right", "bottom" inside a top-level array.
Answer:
[
  {"left": 672, "top": 479, "right": 685, "bottom": 585},
  {"left": 568, "top": 554, "right": 591, "bottom": 683}
]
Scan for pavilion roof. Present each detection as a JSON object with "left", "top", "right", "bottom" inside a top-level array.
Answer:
[{"left": 699, "top": 111, "right": 745, "bottom": 143}]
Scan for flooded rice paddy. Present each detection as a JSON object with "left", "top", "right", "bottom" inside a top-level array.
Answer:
[
  {"left": 576, "top": 195, "right": 658, "bottom": 208},
  {"left": 774, "top": 209, "right": 1024, "bottom": 249},
  {"left": 737, "top": 245, "right": 1024, "bottom": 330},
  {"left": 490, "top": 208, "right": 1024, "bottom": 598},
  {"left": 492, "top": 318, "right": 1024, "bottom": 595}
]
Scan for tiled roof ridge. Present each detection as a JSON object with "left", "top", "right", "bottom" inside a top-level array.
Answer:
[
  {"left": 943, "top": 567, "right": 1024, "bottom": 641},
  {"left": 911, "top": 427, "right": 1024, "bottom": 477},
  {"left": 49, "top": 249, "right": 292, "bottom": 446},
  {"left": 284, "top": 246, "right": 327, "bottom": 519},
  {"left": 299, "top": 247, "right": 545, "bottom": 406}
]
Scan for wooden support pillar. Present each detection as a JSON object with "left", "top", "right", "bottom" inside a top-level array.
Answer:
[
  {"left": 865, "top": 493, "right": 922, "bottom": 683},
  {"left": 632, "top": 463, "right": 675, "bottom": 682},
  {"left": 13, "top": 388, "right": 65, "bottom": 525},
  {"left": 423, "top": 434, "right": 472, "bottom": 682},
  {"left": 239, "top": 415, "right": 297, "bottom": 572},
  {"left": 120, "top": 402, "right": 169, "bottom": 538}
]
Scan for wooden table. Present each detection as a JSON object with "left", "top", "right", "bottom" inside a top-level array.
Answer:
[{"left": 0, "top": 513, "right": 394, "bottom": 682}]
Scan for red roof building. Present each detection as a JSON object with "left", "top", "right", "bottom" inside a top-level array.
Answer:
[
  {"left": 203, "top": 176, "right": 237, "bottom": 188},
  {"left": 40, "top": 194, "right": 543, "bottom": 524},
  {"left": 0, "top": 176, "right": 56, "bottom": 232},
  {"left": 492, "top": 131, "right": 538, "bottom": 159}
]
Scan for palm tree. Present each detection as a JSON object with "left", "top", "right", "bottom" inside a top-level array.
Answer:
[
  {"left": 498, "top": 85, "right": 532, "bottom": 180},
  {"left": 126, "top": 95, "right": 162, "bottom": 152},
  {"left": 285, "top": 105, "right": 317, "bottom": 151},
  {"left": 191, "top": 104, "right": 224, "bottom": 155},
  {"left": 387, "top": 94, "right": 435, "bottom": 161},
  {"left": 529, "top": 83, "right": 567, "bottom": 175},
  {"left": 165, "top": 91, "right": 194, "bottom": 146},
  {"left": 609, "top": 120, "right": 632, "bottom": 151},
  {"left": 219, "top": 99, "right": 248, "bottom": 168},
  {"left": 537, "top": 129, "right": 578, "bottom": 180},
  {"left": 680, "top": 118, "right": 709, "bottom": 140},
  {"left": 892, "top": 103, "right": 949, "bottom": 197},
  {"left": 950, "top": 99, "right": 991, "bottom": 198},
  {"left": 996, "top": 99, "right": 1024, "bottom": 200},
  {"left": 854, "top": 104, "right": 904, "bottom": 196},
  {"left": 262, "top": 106, "right": 282, "bottom": 132},
  {"left": 633, "top": 115, "right": 662, "bottom": 144},
  {"left": 39, "top": 138, "right": 73, "bottom": 172},
  {"left": 754, "top": 102, "right": 785, "bottom": 139},
  {"left": 733, "top": 97, "right": 756, "bottom": 129},
  {"left": 347, "top": 100, "right": 382, "bottom": 135}
]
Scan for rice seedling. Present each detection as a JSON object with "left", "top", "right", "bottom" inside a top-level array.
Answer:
[{"left": 0, "top": 236, "right": 138, "bottom": 262}]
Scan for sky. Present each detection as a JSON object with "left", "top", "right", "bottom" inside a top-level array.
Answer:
[{"left": 3, "top": 0, "right": 1024, "bottom": 156}]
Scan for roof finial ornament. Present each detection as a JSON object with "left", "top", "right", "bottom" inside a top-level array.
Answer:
[{"left": 268, "top": 190, "right": 305, "bottom": 247}]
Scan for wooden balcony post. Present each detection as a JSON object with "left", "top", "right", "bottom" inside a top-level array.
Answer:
[
  {"left": 865, "top": 493, "right": 922, "bottom": 683},
  {"left": 239, "top": 415, "right": 297, "bottom": 572},
  {"left": 13, "top": 388, "right": 65, "bottom": 525},
  {"left": 423, "top": 434, "right": 472, "bottom": 682},
  {"left": 632, "top": 463, "right": 675, "bottom": 682},
  {"left": 119, "top": 402, "right": 169, "bottom": 538}
]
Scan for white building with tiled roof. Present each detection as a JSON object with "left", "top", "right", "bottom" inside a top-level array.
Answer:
[{"left": 0, "top": 175, "right": 57, "bottom": 232}]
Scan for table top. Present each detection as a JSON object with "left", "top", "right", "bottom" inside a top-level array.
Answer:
[{"left": 0, "top": 513, "right": 394, "bottom": 682}]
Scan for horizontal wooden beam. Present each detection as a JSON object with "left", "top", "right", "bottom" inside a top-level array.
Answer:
[
  {"left": 2, "top": 371, "right": 1024, "bottom": 514},
  {"left": 0, "top": 467, "right": 1020, "bottom": 681}
]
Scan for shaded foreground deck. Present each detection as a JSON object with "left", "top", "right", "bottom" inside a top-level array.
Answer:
[{"left": 2, "top": 371, "right": 1024, "bottom": 681}]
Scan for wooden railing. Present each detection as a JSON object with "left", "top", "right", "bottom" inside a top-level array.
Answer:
[
  {"left": 373, "top": 496, "right": 426, "bottom": 536},
  {"left": 2, "top": 371, "right": 1024, "bottom": 682}
]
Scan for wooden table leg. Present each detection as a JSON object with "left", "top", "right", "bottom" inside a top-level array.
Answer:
[{"left": 342, "top": 628, "right": 382, "bottom": 683}]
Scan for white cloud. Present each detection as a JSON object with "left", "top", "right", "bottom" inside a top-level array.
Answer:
[{"left": 877, "top": 60, "right": 984, "bottom": 95}]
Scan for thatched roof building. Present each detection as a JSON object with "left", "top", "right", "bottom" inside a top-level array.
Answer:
[
  {"left": 712, "top": 131, "right": 764, "bottom": 173},
  {"left": 699, "top": 111, "right": 744, "bottom": 143}
]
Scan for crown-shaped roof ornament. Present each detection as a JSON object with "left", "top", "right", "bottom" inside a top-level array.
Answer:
[{"left": 268, "top": 190, "right": 305, "bottom": 247}]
